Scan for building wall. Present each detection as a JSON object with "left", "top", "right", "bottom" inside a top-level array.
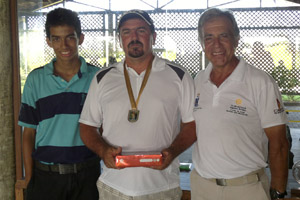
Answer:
[{"left": 0, "top": 0, "right": 16, "bottom": 199}]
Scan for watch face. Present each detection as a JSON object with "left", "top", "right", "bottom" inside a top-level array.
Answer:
[
  {"left": 270, "top": 189, "right": 278, "bottom": 199},
  {"left": 270, "top": 188, "right": 287, "bottom": 199}
]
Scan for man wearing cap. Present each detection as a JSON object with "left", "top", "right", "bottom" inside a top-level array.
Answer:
[{"left": 79, "top": 9, "right": 196, "bottom": 199}]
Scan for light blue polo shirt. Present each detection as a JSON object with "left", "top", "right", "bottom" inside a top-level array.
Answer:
[{"left": 18, "top": 56, "right": 99, "bottom": 164}]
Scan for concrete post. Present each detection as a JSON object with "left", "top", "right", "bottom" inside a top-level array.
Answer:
[{"left": 0, "top": 0, "right": 16, "bottom": 199}]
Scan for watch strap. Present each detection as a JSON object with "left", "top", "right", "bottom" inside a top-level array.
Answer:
[{"left": 270, "top": 188, "right": 287, "bottom": 199}]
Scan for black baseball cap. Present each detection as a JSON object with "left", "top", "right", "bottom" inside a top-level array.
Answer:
[{"left": 117, "top": 9, "right": 155, "bottom": 33}]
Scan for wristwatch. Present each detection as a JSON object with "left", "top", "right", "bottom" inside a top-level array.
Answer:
[{"left": 270, "top": 188, "right": 287, "bottom": 199}]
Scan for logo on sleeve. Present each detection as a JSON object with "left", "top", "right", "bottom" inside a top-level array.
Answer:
[
  {"left": 195, "top": 93, "right": 200, "bottom": 107},
  {"left": 274, "top": 99, "right": 284, "bottom": 114},
  {"left": 193, "top": 93, "right": 201, "bottom": 111}
]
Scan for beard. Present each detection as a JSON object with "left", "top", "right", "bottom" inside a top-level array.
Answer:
[
  {"left": 128, "top": 40, "right": 144, "bottom": 58},
  {"left": 129, "top": 48, "right": 144, "bottom": 58}
]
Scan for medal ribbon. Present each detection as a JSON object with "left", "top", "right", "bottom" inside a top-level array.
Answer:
[{"left": 123, "top": 60, "right": 152, "bottom": 111}]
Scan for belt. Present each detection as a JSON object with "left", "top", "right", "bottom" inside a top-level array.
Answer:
[
  {"left": 207, "top": 168, "right": 264, "bottom": 186},
  {"left": 35, "top": 157, "right": 100, "bottom": 175}
]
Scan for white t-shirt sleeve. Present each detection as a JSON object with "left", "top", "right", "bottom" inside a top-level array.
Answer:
[
  {"left": 79, "top": 73, "right": 103, "bottom": 127},
  {"left": 257, "top": 79, "right": 288, "bottom": 128},
  {"left": 180, "top": 71, "right": 195, "bottom": 123}
]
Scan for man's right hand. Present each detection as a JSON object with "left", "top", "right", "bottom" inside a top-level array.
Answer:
[
  {"left": 22, "top": 127, "right": 36, "bottom": 189},
  {"left": 80, "top": 123, "right": 123, "bottom": 169},
  {"left": 24, "top": 176, "right": 31, "bottom": 188},
  {"left": 102, "top": 146, "right": 122, "bottom": 169}
]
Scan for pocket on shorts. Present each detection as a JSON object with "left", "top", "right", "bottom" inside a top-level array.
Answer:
[{"left": 257, "top": 181, "right": 270, "bottom": 199}]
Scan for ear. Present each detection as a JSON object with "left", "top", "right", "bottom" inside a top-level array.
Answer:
[
  {"left": 118, "top": 35, "right": 123, "bottom": 49},
  {"left": 46, "top": 37, "right": 52, "bottom": 48},
  {"left": 201, "top": 43, "right": 205, "bottom": 51},
  {"left": 151, "top": 32, "right": 157, "bottom": 46},
  {"left": 234, "top": 36, "right": 240, "bottom": 48},
  {"left": 79, "top": 34, "right": 84, "bottom": 45}
]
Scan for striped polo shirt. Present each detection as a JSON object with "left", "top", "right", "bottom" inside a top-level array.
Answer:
[{"left": 18, "top": 56, "right": 99, "bottom": 164}]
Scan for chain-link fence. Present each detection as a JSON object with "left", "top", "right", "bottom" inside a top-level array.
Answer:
[{"left": 19, "top": 7, "right": 300, "bottom": 95}]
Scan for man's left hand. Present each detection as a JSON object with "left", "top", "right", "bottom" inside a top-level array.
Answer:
[{"left": 151, "top": 147, "right": 176, "bottom": 170}]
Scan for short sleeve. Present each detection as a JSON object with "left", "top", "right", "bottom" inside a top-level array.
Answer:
[
  {"left": 180, "top": 71, "right": 195, "bottom": 123},
  {"left": 257, "top": 80, "right": 288, "bottom": 128},
  {"left": 79, "top": 73, "right": 103, "bottom": 127},
  {"left": 18, "top": 72, "right": 39, "bottom": 129}
]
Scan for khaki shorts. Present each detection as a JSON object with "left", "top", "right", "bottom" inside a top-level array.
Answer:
[
  {"left": 190, "top": 169, "right": 270, "bottom": 200},
  {"left": 97, "top": 180, "right": 182, "bottom": 200}
]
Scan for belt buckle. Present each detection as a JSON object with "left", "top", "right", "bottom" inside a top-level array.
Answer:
[
  {"left": 58, "top": 164, "right": 77, "bottom": 174},
  {"left": 216, "top": 179, "right": 227, "bottom": 186}
]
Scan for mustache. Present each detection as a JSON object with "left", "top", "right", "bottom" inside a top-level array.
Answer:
[{"left": 128, "top": 40, "right": 143, "bottom": 47}]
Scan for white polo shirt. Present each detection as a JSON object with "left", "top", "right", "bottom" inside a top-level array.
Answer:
[
  {"left": 192, "top": 58, "right": 287, "bottom": 179},
  {"left": 80, "top": 55, "right": 195, "bottom": 196}
]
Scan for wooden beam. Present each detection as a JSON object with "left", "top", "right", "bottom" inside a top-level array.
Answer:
[{"left": 10, "top": 0, "right": 24, "bottom": 199}]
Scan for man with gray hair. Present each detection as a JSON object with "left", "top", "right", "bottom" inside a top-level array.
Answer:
[{"left": 192, "top": 8, "right": 288, "bottom": 200}]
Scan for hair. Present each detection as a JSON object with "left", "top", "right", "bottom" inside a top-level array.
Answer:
[
  {"left": 198, "top": 8, "right": 240, "bottom": 44},
  {"left": 45, "top": 8, "right": 82, "bottom": 39}
]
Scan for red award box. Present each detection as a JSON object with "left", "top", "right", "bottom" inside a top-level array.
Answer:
[{"left": 115, "top": 152, "right": 163, "bottom": 168}]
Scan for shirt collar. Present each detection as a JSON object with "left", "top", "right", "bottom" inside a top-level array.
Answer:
[
  {"left": 203, "top": 57, "right": 246, "bottom": 83},
  {"left": 44, "top": 56, "right": 87, "bottom": 77},
  {"left": 227, "top": 57, "right": 246, "bottom": 82},
  {"left": 117, "top": 54, "right": 160, "bottom": 73}
]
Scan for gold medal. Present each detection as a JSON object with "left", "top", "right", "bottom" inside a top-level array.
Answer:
[
  {"left": 128, "top": 109, "right": 140, "bottom": 122},
  {"left": 124, "top": 59, "right": 152, "bottom": 123}
]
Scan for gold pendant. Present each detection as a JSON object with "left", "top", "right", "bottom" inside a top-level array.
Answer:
[{"left": 128, "top": 109, "right": 140, "bottom": 122}]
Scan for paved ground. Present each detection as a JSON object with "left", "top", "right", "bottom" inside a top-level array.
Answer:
[{"left": 286, "top": 105, "right": 300, "bottom": 128}]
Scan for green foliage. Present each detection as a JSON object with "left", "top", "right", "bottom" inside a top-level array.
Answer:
[
  {"left": 271, "top": 61, "right": 300, "bottom": 102},
  {"left": 267, "top": 42, "right": 293, "bottom": 70},
  {"left": 265, "top": 41, "right": 300, "bottom": 102},
  {"left": 162, "top": 51, "right": 176, "bottom": 61},
  {"left": 282, "top": 95, "right": 300, "bottom": 102}
]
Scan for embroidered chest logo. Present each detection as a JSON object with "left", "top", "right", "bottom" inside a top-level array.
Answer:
[
  {"left": 226, "top": 98, "right": 248, "bottom": 116},
  {"left": 195, "top": 93, "right": 200, "bottom": 107},
  {"left": 274, "top": 99, "right": 284, "bottom": 114}
]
